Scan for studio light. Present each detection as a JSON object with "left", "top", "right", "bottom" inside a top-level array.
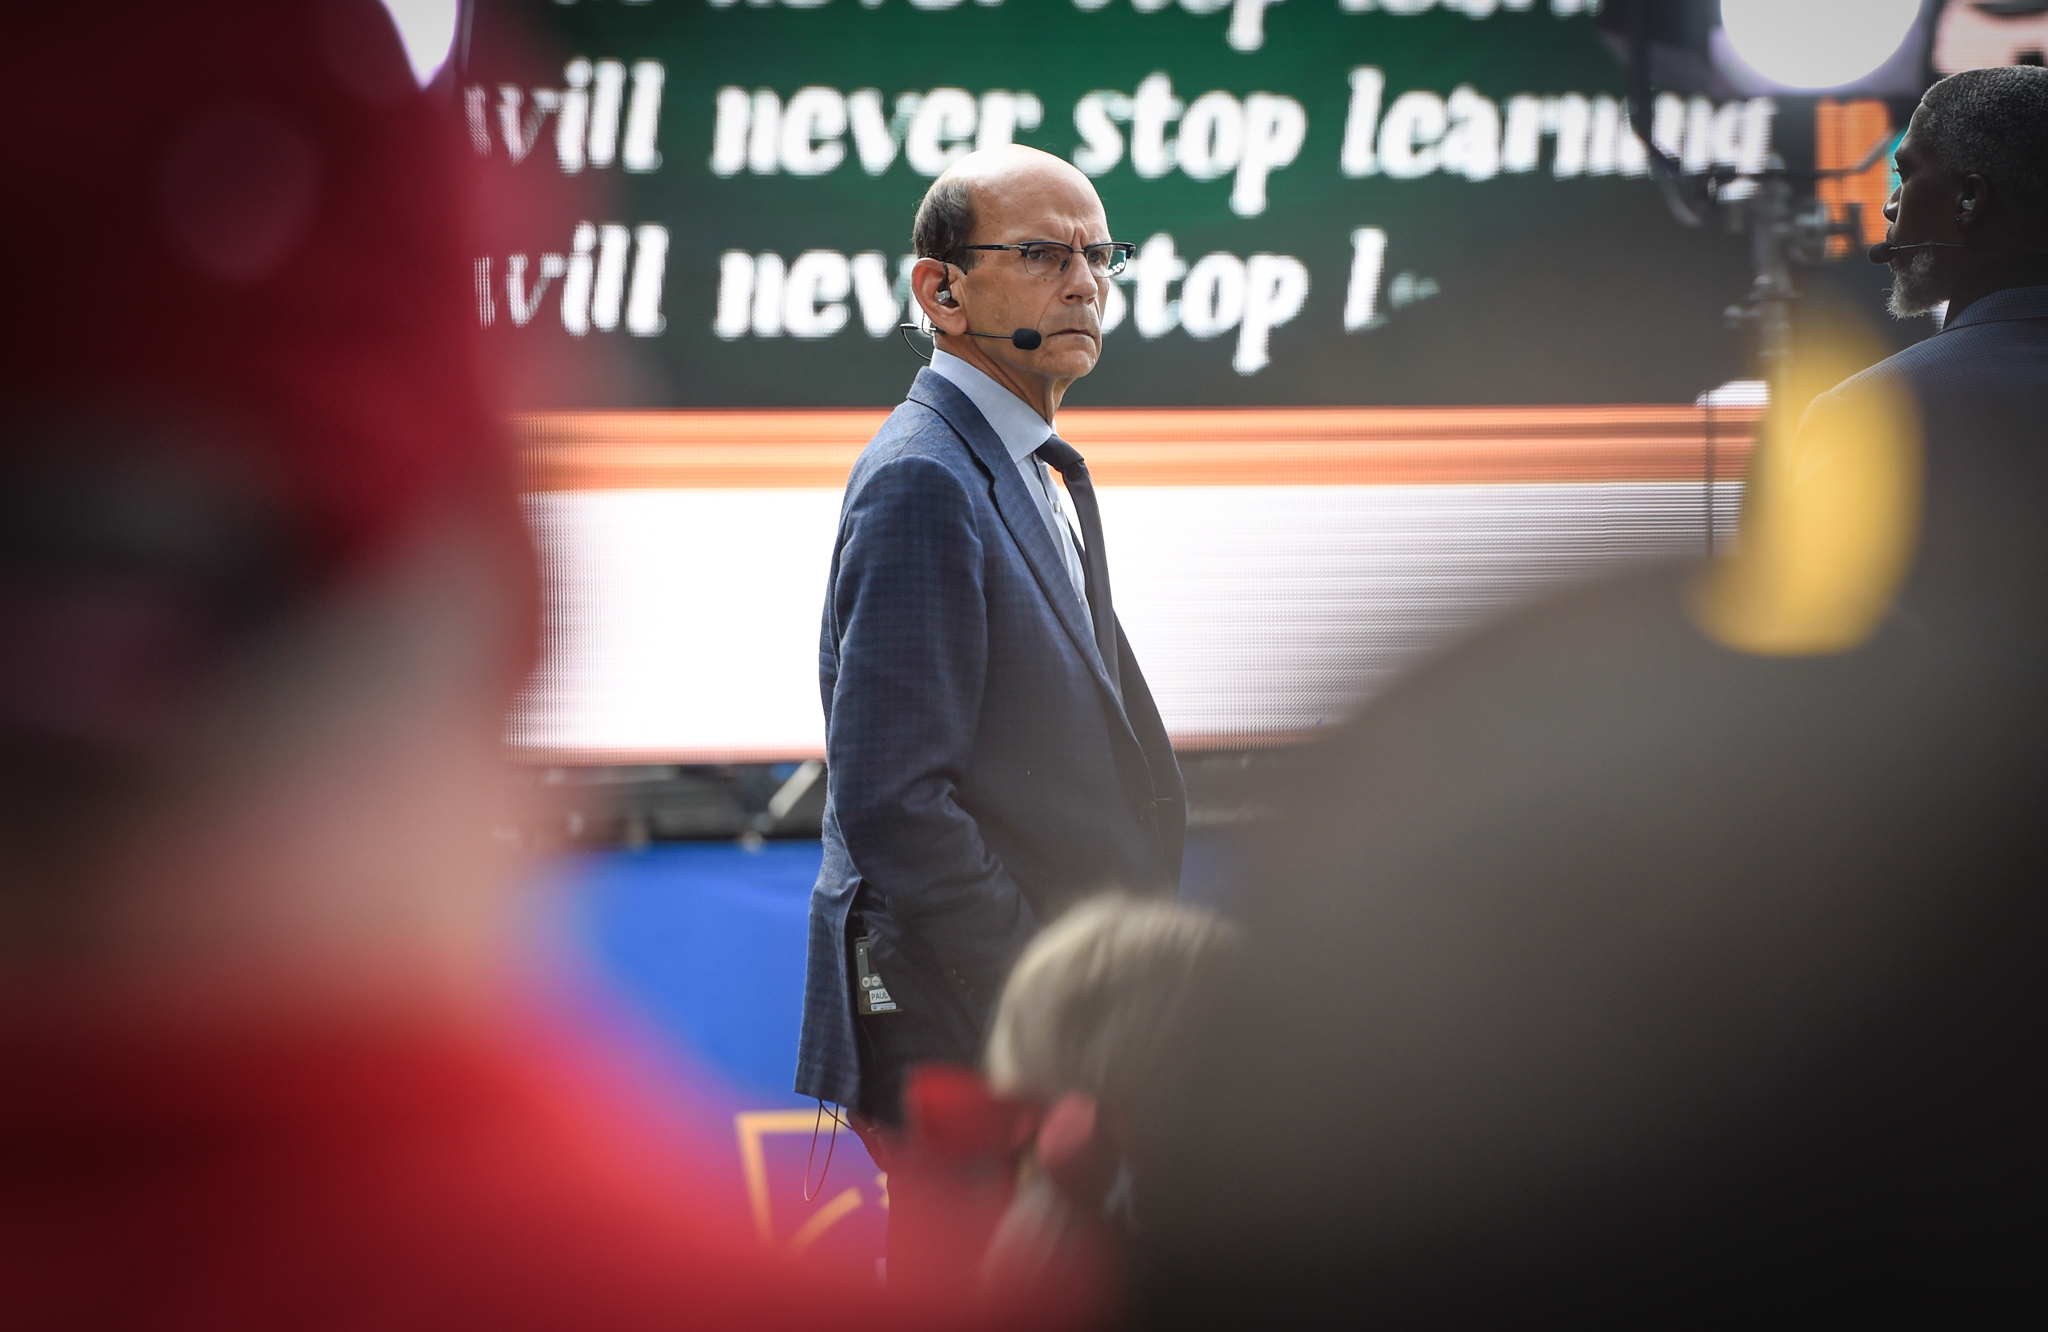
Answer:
[{"left": 1720, "top": 0, "right": 1922, "bottom": 92}]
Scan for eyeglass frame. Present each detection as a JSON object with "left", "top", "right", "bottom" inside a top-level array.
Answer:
[{"left": 943, "top": 240, "right": 1137, "bottom": 279}]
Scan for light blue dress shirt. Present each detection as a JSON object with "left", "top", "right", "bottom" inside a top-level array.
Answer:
[{"left": 927, "top": 349, "right": 1089, "bottom": 605}]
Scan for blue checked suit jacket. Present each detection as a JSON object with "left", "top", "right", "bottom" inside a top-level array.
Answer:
[{"left": 794, "top": 368, "right": 1185, "bottom": 1110}]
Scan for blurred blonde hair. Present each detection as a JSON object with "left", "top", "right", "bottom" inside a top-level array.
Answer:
[{"left": 985, "top": 895, "right": 1237, "bottom": 1105}]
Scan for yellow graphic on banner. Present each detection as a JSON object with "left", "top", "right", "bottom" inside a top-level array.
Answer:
[{"left": 735, "top": 1108, "right": 883, "bottom": 1254}]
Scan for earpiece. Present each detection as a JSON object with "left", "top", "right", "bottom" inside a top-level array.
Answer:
[
  {"left": 1961, "top": 198, "right": 1977, "bottom": 212},
  {"left": 936, "top": 287, "right": 957, "bottom": 306}
]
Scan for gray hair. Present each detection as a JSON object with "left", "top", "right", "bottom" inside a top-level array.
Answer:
[
  {"left": 1917, "top": 65, "right": 2048, "bottom": 241},
  {"left": 911, "top": 172, "right": 977, "bottom": 271},
  {"left": 985, "top": 896, "right": 1238, "bottom": 1106}
]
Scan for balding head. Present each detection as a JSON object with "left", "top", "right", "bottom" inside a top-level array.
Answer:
[
  {"left": 907, "top": 144, "right": 1116, "bottom": 419},
  {"left": 912, "top": 145, "right": 1101, "bottom": 269}
]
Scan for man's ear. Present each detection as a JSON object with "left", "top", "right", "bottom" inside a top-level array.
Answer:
[
  {"left": 1958, "top": 173, "right": 1993, "bottom": 231},
  {"left": 910, "top": 257, "right": 966, "bottom": 334}
]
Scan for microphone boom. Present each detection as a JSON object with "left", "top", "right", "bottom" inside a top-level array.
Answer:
[
  {"left": 1868, "top": 240, "right": 1964, "bottom": 264},
  {"left": 967, "top": 328, "right": 1043, "bottom": 350},
  {"left": 898, "top": 322, "right": 1047, "bottom": 354}
]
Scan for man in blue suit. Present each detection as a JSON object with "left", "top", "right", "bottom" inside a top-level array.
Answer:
[{"left": 796, "top": 146, "right": 1185, "bottom": 1145}]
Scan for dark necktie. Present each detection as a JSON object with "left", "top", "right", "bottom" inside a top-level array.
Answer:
[{"left": 1034, "top": 436, "right": 1121, "bottom": 700}]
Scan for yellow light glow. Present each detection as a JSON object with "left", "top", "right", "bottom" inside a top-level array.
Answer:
[{"left": 1693, "top": 320, "right": 1923, "bottom": 656}]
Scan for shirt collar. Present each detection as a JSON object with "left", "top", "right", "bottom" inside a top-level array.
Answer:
[{"left": 929, "top": 349, "right": 1054, "bottom": 464}]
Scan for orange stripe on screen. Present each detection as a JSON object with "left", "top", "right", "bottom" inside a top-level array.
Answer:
[{"left": 516, "top": 405, "right": 1760, "bottom": 492}]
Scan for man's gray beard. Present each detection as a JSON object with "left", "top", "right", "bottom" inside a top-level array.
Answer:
[{"left": 1887, "top": 248, "right": 1941, "bottom": 318}]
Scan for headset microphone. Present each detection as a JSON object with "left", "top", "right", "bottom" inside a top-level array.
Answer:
[
  {"left": 922, "top": 288, "right": 1042, "bottom": 348},
  {"left": 967, "top": 328, "right": 1043, "bottom": 350},
  {"left": 1868, "top": 240, "right": 1966, "bottom": 264},
  {"left": 895, "top": 323, "right": 1045, "bottom": 358}
]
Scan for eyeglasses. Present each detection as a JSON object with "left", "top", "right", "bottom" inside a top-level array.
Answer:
[{"left": 949, "top": 241, "right": 1136, "bottom": 279}]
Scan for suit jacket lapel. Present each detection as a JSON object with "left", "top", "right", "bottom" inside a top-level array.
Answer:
[{"left": 907, "top": 368, "right": 1124, "bottom": 709}]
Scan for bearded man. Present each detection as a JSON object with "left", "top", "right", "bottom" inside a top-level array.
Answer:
[{"left": 1871, "top": 66, "right": 2048, "bottom": 391}]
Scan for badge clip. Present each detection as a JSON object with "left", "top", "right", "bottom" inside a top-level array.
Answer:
[{"left": 855, "top": 934, "right": 900, "bottom": 1016}]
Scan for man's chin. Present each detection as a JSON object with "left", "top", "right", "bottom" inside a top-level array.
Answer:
[
  {"left": 1886, "top": 257, "right": 1944, "bottom": 319},
  {"left": 1888, "top": 282, "right": 1939, "bottom": 319},
  {"left": 1036, "top": 348, "right": 1099, "bottom": 379}
]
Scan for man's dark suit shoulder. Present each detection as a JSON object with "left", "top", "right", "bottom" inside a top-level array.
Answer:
[
  {"left": 845, "top": 398, "right": 986, "bottom": 492},
  {"left": 1819, "top": 286, "right": 2048, "bottom": 414}
]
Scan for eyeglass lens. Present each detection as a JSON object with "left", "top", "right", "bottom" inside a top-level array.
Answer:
[{"left": 1019, "top": 244, "right": 1130, "bottom": 278}]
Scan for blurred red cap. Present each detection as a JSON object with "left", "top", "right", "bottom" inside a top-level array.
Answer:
[{"left": 1, "top": 0, "right": 524, "bottom": 594}]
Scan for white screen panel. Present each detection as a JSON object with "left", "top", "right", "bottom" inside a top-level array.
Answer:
[{"left": 515, "top": 479, "right": 1742, "bottom": 760}]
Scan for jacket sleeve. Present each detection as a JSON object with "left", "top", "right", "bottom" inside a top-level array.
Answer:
[{"left": 825, "top": 453, "right": 1038, "bottom": 1007}]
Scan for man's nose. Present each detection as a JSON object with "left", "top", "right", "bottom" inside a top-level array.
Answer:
[
  {"left": 1062, "top": 255, "right": 1101, "bottom": 302},
  {"left": 1883, "top": 188, "right": 1899, "bottom": 222}
]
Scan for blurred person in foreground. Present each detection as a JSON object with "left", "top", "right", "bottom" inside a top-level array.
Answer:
[
  {"left": 799, "top": 147, "right": 1185, "bottom": 1286},
  {"left": 0, "top": 5, "right": 995, "bottom": 1328},
  {"left": 980, "top": 898, "right": 1236, "bottom": 1295},
  {"left": 877, "top": 899, "right": 1235, "bottom": 1313},
  {"left": 1131, "top": 68, "right": 2048, "bottom": 1330}
]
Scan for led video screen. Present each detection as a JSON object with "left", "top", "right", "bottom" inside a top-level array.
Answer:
[
  {"left": 470, "top": 0, "right": 1775, "bottom": 407},
  {"left": 470, "top": 0, "right": 1820, "bottom": 761}
]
